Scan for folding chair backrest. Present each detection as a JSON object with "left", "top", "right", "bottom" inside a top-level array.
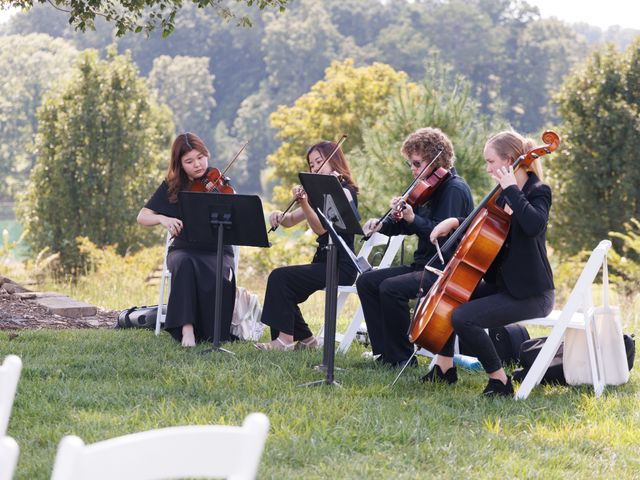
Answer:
[
  {"left": 0, "top": 436, "right": 19, "bottom": 480},
  {"left": 376, "top": 234, "right": 405, "bottom": 268},
  {"left": 51, "top": 412, "right": 270, "bottom": 480},
  {"left": 0, "top": 355, "right": 22, "bottom": 436}
]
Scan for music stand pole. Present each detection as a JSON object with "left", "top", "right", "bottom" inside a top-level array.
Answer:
[{"left": 202, "top": 211, "right": 234, "bottom": 355}]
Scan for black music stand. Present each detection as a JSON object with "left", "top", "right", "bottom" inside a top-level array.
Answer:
[
  {"left": 297, "top": 173, "right": 364, "bottom": 386},
  {"left": 178, "top": 192, "right": 269, "bottom": 354}
]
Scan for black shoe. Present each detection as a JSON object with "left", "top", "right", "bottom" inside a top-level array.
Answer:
[
  {"left": 420, "top": 365, "right": 458, "bottom": 384},
  {"left": 482, "top": 376, "right": 514, "bottom": 397}
]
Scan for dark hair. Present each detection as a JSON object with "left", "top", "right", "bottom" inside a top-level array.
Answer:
[
  {"left": 306, "top": 141, "right": 359, "bottom": 193},
  {"left": 400, "top": 127, "right": 455, "bottom": 170},
  {"left": 166, "top": 132, "right": 209, "bottom": 203}
]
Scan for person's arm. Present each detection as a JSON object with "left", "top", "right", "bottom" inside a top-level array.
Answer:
[
  {"left": 137, "top": 207, "right": 183, "bottom": 235},
  {"left": 502, "top": 184, "right": 551, "bottom": 237},
  {"left": 268, "top": 207, "right": 305, "bottom": 229}
]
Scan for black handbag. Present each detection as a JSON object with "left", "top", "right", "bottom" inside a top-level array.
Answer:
[
  {"left": 116, "top": 305, "right": 163, "bottom": 329},
  {"left": 489, "top": 324, "right": 530, "bottom": 365}
]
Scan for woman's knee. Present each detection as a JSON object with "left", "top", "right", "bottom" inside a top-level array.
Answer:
[{"left": 451, "top": 310, "right": 473, "bottom": 333}]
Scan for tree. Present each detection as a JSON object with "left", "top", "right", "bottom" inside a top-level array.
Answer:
[
  {"left": 0, "top": 0, "right": 288, "bottom": 36},
  {"left": 0, "top": 33, "right": 78, "bottom": 201},
  {"left": 148, "top": 55, "right": 216, "bottom": 134},
  {"left": 266, "top": 59, "right": 409, "bottom": 204},
  {"left": 548, "top": 39, "right": 640, "bottom": 256},
  {"left": 17, "top": 49, "right": 174, "bottom": 274},
  {"left": 349, "top": 61, "right": 496, "bottom": 220}
]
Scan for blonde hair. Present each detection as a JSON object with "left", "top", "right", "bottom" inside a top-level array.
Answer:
[{"left": 485, "top": 130, "right": 543, "bottom": 180}]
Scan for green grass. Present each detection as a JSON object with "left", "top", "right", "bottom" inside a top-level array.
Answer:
[{"left": 2, "top": 325, "right": 639, "bottom": 479}]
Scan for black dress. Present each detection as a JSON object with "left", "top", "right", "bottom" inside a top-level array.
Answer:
[
  {"left": 260, "top": 184, "right": 359, "bottom": 341},
  {"left": 145, "top": 181, "right": 236, "bottom": 343}
]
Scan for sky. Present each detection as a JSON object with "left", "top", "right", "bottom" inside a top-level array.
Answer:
[
  {"left": 525, "top": 0, "right": 640, "bottom": 30},
  {"left": 1, "top": 1, "right": 640, "bottom": 30}
]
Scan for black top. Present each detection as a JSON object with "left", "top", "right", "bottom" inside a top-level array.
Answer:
[
  {"left": 312, "top": 183, "right": 358, "bottom": 268},
  {"left": 144, "top": 181, "right": 235, "bottom": 258},
  {"left": 485, "top": 172, "right": 554, "bottom": 298},
  {"left": 380, "top": 170, "right": 474, "bottom": 267}
]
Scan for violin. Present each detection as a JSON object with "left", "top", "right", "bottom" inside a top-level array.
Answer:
[
  {"left": 190, "top": 167, "right": 235, "bottom": 194},
  {"left": 408, "top": 130, "right": 560, "bottom": 353},
  {"left": 188, "top": 141, "right": 248, "bottom": 195}
]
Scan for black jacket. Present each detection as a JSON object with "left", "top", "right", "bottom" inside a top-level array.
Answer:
[{"left": 487, "top": 172, "right": 554, "bottom": 298}]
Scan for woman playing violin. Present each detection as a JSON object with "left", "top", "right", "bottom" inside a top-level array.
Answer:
[
  {"left": 137, "top": 132, "right": 236, "bottom": 347},
  {"left": 255, "top": 140, "right": 359, "bottom": 351},
  {"left": 425, "top": 130, "right": 554, "bottom": 396},
  {"left": 357, "top": 127, "right": 473, "bottom": 367}
]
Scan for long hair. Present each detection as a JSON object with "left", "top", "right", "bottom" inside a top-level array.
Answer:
[
  {"left": 485, "top": 130, "right": 542, "bottom": 180},
  {"left": 166, "top": 132, "right": 209, "bottom": 203},
  {"left": 401, "top": 127, "right": 455, "bottom": 170},
  {"left": 306, "top": 141, "right": 359, "bottom": 193}
]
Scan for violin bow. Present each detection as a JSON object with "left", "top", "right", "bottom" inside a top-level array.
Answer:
[
  {"left": 220, "top": 140, "right": 249, "bottom": 179},
  {"left": 268, "top": 134, "right": 348, "bottom": 233}
]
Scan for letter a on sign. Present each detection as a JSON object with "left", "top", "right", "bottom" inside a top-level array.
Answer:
[{"left": 323, "top": 194, "right": 346, "bottom": 230}]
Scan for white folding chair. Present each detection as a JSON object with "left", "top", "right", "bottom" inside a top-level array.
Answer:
[
  {"left": 515, "top": 240, "right": 612, "bottom": 400},
  {"left": 0, "top": 355, "right": 22, "bottom": 436},
  {"left": 50, "top": 412, "right": 269, "bottom": 480},
  {"left": 0, "top": 436, "right": 19, "bottom": 480},
  {"left": 317, "top": 232, "right": 405, "bottom": 352},
  {"left": 155, "top": 232, "right": 240, "bottom": 335}
]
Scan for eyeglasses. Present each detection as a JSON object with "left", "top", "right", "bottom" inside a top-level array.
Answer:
[{"left": 406, "top": 160, "right": 424, "bottom": 169}]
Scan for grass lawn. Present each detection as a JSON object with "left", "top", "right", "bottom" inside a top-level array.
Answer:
[{"left": 2, "top": 322, "right": 639, "bottom": 479}]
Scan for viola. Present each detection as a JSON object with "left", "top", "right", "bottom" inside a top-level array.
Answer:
[
  {"left": 190, "top": 167, "right": 236, "bottom": 194},
  {"left": 392, "top": 167, "right": 451, "bottom": 220},
  {"left": 408, "top": 130, "right": 560, "bottom": 353},
  {"left": 374, "top": 149, "right": 448, "bottom": 226}
]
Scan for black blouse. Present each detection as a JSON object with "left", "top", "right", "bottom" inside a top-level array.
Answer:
[{"left": 144, "top": 181, "right": 234, "bottom": 258}]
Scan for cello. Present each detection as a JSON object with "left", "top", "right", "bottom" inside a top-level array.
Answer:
[{"left": 408, "top": 130, "right": 560, "bottom": 353}]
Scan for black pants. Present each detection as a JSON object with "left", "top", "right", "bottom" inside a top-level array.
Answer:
[
  {"left": 439, "top": 281, "right": 555, "bottom": 373},
  {"left": 356, "top": 265, "right": 437, "bottom": 364},
  {"left": 165, "top": 248, "right": 236, "bottom": 343},
  {"left": 261, "top": 261, "right": 357, "bottom": 340}
]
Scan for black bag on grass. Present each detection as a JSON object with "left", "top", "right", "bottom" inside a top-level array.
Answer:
[
  {"left": 489, "top": 324, "right": 530, "bottom": 365},
  {"left": 512, "top": 336, "right": 566, "bottom": 385},
  {"left": 116, "top": 305, "right": 163, "bottom": 329}
]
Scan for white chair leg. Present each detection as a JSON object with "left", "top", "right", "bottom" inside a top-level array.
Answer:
[
  {"left": 584, "top": 313, "right": 605, "bottom": 397},
  {"left": 337, "top": 307, "right": 365, "bottom": 354}
]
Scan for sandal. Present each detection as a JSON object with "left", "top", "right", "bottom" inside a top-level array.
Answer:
[
  {"left": 295, "top": 336, "right": 319, "bottom": 350},
  {"left": 254, "top": 337, "right": 296, "bottom": 351}
]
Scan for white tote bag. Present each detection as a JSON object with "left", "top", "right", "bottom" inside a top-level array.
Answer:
[
  {"left": 231, "top": 287, "right": 265, "bottom": 341},
  {"left": 563, "top": 305, "right": 629, "bottom": 386}
]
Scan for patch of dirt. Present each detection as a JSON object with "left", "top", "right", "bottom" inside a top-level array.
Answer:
[{"left": 0, "top": 292, "right": 117, "bottom": 330}]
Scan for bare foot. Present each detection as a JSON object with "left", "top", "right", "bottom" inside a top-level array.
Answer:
[{"left": 181, "top": 324, "right": 196, "bottom": 347}]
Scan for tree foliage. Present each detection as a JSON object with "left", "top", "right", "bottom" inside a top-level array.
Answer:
[
  {"left": 350, "top": 61, "right": 496, "bottom": 220},
  {"left": 548, "top": 38, "right": 640, "bottom": 256},
  {"left": 0, "top": 33, "right": 78, "bottom": 201},
  {"left": 267, "top": 59, "right": 409, "bottom": 204},
  {"left": 17, "top": 49, "right": 174, "bottom": 274},
  {"left": 148, "top": 55, "right": 216, "bottom": 134},
  {"left": 0, "top": 0, "right": 288, "bottom": 36}
]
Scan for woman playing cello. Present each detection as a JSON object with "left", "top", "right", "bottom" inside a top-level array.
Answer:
[{"left": 424, "top": 130, "right": 555, "bottom": 396}]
